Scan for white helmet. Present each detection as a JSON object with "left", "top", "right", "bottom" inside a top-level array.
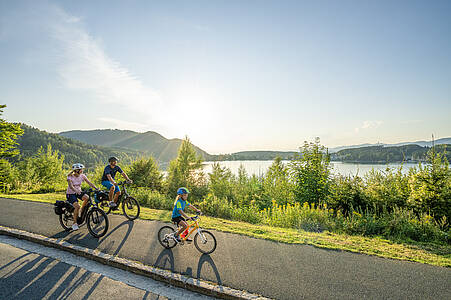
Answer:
[{"left": 72, "top": 163, "right": 85, "bottom": 170}]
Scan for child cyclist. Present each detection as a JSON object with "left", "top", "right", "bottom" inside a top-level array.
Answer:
[
  {"left": 172, "top": 187, "right": 201, "bottom": 243},
  {"left": 66, "top": 163, "right": 98, "bottom": 231},
  {"left": 101, "top": 156, "right": 132, "bottom": 209}
]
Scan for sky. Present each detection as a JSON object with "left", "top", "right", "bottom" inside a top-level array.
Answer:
[{"left": 0, "top": 0, "right": 450, "bottom": 154}]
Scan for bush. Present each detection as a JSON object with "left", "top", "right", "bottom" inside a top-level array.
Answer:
[
  {"left": 327, "top": 175, "right": 367, "bottom": 216},
  {"left": 128, "top": 156, "right": 164, "bottom": 193}
]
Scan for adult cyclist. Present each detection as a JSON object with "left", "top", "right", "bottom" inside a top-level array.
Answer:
[
  {"left": 101, "top": 157, "right": 132, "bottom": 209},
  {"left": 172, "top": 187, "right": 201, "bottom": 243},
  {"left": 66, "top": 163, "right": 98, "bottom": 230}
]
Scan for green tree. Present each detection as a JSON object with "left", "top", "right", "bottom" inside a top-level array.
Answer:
[
  {"left": 166, "top": 137, "right": 206, "bottom": 200},
  {"left": 208, "top": 163, "right": 235, "bottom": 201},
  {"left": 262, "top": 156, "right": 294, "bottom": 207},
  {"left": 289, "top": 138, "right": 331, "bottom": 205},
  {"left": 408, "top": 149, "right": 451, "bottom": 226},
  {"left": 128, "top": 156, "right": 164, "bottom": 192},
  {"left": 0, "top": 105, "right": 24, "bottom": 158}
]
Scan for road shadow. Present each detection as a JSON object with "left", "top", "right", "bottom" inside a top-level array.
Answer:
[{"left": 155, "top": 248, "right": 175, "bottom": 272}]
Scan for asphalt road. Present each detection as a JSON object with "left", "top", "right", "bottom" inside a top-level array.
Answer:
[{"left": 1, "top": 197, "right": 450, "bottom": 300}]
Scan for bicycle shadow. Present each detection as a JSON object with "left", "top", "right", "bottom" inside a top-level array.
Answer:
[
  {"left": 97, "top": 220, "right": 134, "bottom": 256},
  {"left": 154, "top": 248, "right": 222, "bottom": 285}
]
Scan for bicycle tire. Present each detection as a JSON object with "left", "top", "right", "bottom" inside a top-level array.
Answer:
[
  {"left": 158, "top": 226, "right": 177, "bottom": 249},
  {"left": 122, "top": 196, "right": 140, "bottom": 221},
  {"left": 194, "top": 230, "right": 217, "bottom": 254},
  {"left": 86, "top": 208, "right": 109, "bottom": 238},
  {"left": 59, "top": 211, "right": 72, "bottom": 231}
]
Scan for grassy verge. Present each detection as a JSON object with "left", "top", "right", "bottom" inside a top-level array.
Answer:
[{"left": 1, "top": 192, "right": 450, "bottom": 267}]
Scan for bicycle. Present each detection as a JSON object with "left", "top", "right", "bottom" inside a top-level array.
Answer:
[
  {"left": 158, "top": 213, "right": 217, "bottom": 254},
  {"left": 58, "top": 188, "right": 109, "bottom": 238},
  {"left": 97, "top": 181, "right": 140, "bottom": 221}
]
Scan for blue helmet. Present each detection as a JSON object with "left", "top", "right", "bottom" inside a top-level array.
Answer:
[{"left": 177, "top": 187, "right": 190, "bottom": 195}]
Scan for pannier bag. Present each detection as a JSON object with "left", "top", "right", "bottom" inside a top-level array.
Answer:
[
  {"left": 54, "top": 201, "right": 65, "bottom": 215},
  {"left": 94, "top": 191, "right": 109, "bottom": 203}
]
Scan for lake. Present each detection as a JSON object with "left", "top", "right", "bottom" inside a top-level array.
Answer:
[{"left": 202, "top": 160, "right": 421, "bottom": 177}]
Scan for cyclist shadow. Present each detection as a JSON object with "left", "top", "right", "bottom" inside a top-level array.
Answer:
[
  {"left": 97, "top": 220, "right": 134, "bottom": 256},
  {"left": 154, "top": 249, "right": 222, "bottom": 285}
]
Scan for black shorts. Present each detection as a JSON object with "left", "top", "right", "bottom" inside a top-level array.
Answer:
[
  {"left": 171, "top": 216, "right": 186, "bottom": 226},
  {"left": 66, "top": 192, "right": 87, "bottom": 204}
]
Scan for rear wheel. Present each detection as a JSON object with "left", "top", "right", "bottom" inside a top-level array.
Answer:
[
  {"left": 122, "top": 197, "right": 140, "bottom": 220},
  {"left": 158, "top": 226, "right": 177, "bottom": 249},
  {"left": 87, "top": 208, "right": 109, "bottom": 238},
  {"left": 194, "top": 230, "right": 217, "bottom": 254},
  {"left": 59, "top": 210, "right": 73, "bottom": 231}
]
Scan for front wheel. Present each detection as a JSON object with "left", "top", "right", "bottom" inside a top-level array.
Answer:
[
  {"left": 86, "top": 208, "right": 109, "bottom": 238},
  {"left": 98, "top": 200, "right": 111, "bottom": 215},
  {"left": 122, "top": 196, "right": 140, "bottom": 220},
  {"left": 158, "top": 226, "right": 177, "bottom": 249},
  {"left": 194, "top": 230, "right": 217, "bottom": 254}
]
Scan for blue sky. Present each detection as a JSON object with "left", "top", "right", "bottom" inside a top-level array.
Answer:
[{"left": 1, "top": 0, "right": 450, "bottom": 153}]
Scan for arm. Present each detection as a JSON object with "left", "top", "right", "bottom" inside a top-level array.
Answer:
[
  {"left": 84, "top": 176, "right": 98, "bottom": 190},
  {"left": 106, "top": 174, "right": 117, "bottom": 186},
  {"left": 188, "top": 204, "right": 201, "bottom": 214},
  {"left": 67, "top": 177, "right": 76, "bottom": 192},
  {"left": 121, "top": 172, "right": 132, "bottom": 183},
  {"left": 179, "top": 210, "right": 190, "bottom": 219}
]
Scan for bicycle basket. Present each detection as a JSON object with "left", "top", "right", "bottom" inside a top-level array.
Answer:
[
  {"left": 53, "top": 201, "right": 65, "bottom": 215},
  {"left": 95, "top": 191, "right": 109, "bottom": 203}
]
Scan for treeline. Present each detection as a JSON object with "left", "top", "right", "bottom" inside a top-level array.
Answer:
[
  {"left": 210, "top": 151, "right": 297, "bottom": 161},
  {"left": 332, "top": 144, "right": 451, "bottom": 163},
  {"left": 13, "top": 124, "right": 143, "bottom": 167}
]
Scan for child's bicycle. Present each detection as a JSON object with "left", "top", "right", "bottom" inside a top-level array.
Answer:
[
  {"left": 97, "top": 181, "right": 140, "bottom": 221},
  {"left": 55, "top": 188, "right": 109, "bottom": 238},
  {"left": 158, "top": 213, "right": 217, "bottom": 254}
]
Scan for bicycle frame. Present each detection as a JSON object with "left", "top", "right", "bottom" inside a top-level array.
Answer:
[{"left": 180, "top": 217, "right": 202, "bottom": 241}]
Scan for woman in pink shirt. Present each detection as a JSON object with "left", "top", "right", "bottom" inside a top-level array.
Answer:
[{"left": 67, "top": 163, "right": 98, "bottom": 231}]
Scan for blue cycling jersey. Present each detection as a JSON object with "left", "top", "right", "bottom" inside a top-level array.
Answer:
[{"left": 172, "top": 199, "right": 190, "bottom": 218}]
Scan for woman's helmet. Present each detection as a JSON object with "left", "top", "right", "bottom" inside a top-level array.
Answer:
[
  {"left": 177, "top": 187, "right": 190, "bottom": 195},
  {"left": 72, "top": 163, "right": 85, "bottom": 170},
  {"left": 108, "top": 156, "right": 119, "bottom": 163}
]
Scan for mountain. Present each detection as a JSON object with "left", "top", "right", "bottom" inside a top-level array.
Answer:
[
  {"left": 328, "top": 137, "right": 451, "bottom": 153},
  {"left": 60, "top": 129, "right": 213, "bottom": 162},
  {"left": 211, "top": 151, "right": 298, "bottom": 161},
  {"left": 331, "top": 144, "right": 451, "bottom": 163},
  {"left": 13, "top": 124, "right": 143, "bottom": 167}
]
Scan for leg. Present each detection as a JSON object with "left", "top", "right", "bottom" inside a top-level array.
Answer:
[
  {"left": 80, "top": 194, "right": 89, "bottom": 216},
  {"left": 176, "top": 220, "right": 188, "bottom": 237},
  {"left": 73, "top": 202, "right": 81, "bottom": 225},
  {"left": 108, "top": 186, "right": 115, "bottom": 202},
  {"left": 113, "top": 191, "right": 121, "bottom": 204}
]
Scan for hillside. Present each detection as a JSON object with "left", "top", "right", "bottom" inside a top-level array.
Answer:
[
  {"left": 332, "top": 144, "right": 451, "bottom": 163},
  {"left": 13, "top": 124, "right": 143, "bottom": 167},
  {"left": 60, "top": 129, "right": 213, "bottom": 162},
  {"left": 211, "top": 151, "right": 298, "bottom": 161}
]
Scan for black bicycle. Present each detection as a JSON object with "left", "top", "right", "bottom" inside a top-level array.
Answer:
[
  {"left": 97, "top": 181, "right": 140, "bottom": 221},
  {"left": 56, "top": 188, "right": 109, "bottom": 238}
]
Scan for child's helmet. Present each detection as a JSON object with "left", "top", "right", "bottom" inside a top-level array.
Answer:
[
  {"left": 177, "top": 187, "right": 190, "bottom": 195},
  {"left": 72, "top": 163, "right": 85, "bottom": 170}
]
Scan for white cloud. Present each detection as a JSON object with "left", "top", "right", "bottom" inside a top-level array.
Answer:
[
  {"left": 354, "top": 120, "right": 383, "bottom": 133},
  {"left": 48, "top": 5, "right": 168, "bottom": 127}
]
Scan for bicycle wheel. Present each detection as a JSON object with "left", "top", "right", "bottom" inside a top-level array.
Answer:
[
  {"left": 86, "top": 208, "right": 109, "bottom": 238},
  {"left": 59, "top": 211, "right": 73, "bottom": 231},
  {"left": 158, "top": 226, "right": 177, "bottom": 249},
  {"left": 122, "top": 196, "right": 140, "bottom": 220},
  {"left": 98, "top": 200, "right": 111, "bottom": 215},
  {"left": 194, "top": 230, "right": 217, "bottom": 254}
]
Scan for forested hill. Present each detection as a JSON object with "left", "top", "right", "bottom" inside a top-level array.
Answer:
[
  {"left": 60, "top": 129, "right": 213, "bottom": 162},
  {"left": 331, "top": 144, "right": 451, "bottom": 163},
  {"left": 13, "top": 124, "right": 143, "bottom": 167},
  {"left": 211, "top": 151, "right": 298, "bottom": 161}
]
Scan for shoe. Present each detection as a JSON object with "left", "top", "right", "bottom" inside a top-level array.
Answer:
[
  {"left": 109, "top": 201, "right": 117, "bottom": 208},
  {"left": 72, "top": 224, "right": 79, "bottom": 231}
]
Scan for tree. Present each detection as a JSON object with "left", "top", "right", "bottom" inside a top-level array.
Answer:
[
  {"left": 208, "top": 163, "right": 235, "bottom": 201},
  {"left": 0, "top": 105, "right": 24, "bottom": 158},
  {"left": 166, "top": 137, "right": 206, "bottom": 200},
  {"left": 289, "top": 138, "right": 331, "bottom": 205},
  {"left": 127, "top": 156, "right": 164, "bottom": 192},
  {"left": 262, "top": 156, "right": 294, "bottom": 207}
]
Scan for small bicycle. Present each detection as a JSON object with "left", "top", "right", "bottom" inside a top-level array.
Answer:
[
  {"left": 97, "top": 181, "right": 140, "bottom": 221},
  {"left": 158, "top": 213, "right": 217, "bottom": 254},
  {"left": 56, "top": 188, "right": 109, "bottom": 238}
]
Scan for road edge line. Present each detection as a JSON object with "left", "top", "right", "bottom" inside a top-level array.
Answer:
[{"left": 0, "top": 225, "right": 271, "bottom": 300}]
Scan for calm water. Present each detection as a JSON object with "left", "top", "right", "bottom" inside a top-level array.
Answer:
[{"left": 202, "top": 160, "right": 421, "bottom": 177}]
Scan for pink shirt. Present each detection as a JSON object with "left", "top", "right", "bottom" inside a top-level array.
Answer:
[{"left": 66, "top": 174, "right": 88, "bottom": 194}]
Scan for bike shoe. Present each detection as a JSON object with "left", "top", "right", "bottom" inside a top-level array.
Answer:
[{"left": 72, "top": 224, "right": 79, "bottom": 231}]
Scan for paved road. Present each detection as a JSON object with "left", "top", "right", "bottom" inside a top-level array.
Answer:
[{"left": 1, "top": 197, "right": 450, "bottom": 299}]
